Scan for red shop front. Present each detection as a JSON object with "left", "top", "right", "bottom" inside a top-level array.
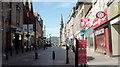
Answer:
[{"left": 92, "top": 9, "right": 110, "bottom": 56}]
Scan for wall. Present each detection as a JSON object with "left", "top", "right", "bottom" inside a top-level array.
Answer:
[
  {"left": 108, "top": 2, "right": 120, "bottom": 20},
  {"left": 111, "top": 24, "right": 120, "bottom": 56},
  {"left": 11, "top": 2, "right": 23, "bottom": 28},
  {"left": 0, "top": 1, "right": 2, "bottom": 54},
  {"left": 2, "top": 2, "right": 10, "bottom": 54},
  {"left": 0, "top": 2, "right": 2, "bottom": 66}
]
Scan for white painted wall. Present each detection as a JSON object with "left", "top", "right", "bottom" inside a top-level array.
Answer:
[{"left": 111, "top": 23, "right": 120, "bottom": 56}]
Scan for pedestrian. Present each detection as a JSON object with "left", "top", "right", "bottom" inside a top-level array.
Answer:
[{"left": 52, "top": 51, "right": 55, "bottom": 60}]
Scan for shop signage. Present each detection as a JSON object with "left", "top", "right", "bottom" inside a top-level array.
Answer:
[
  {"left": 12, "top": 28, "right": 16, "bottom": 33},
  {"left": 80, "top": 18, "right": 90, "bottom": 27},
  {"left": 80, "top": 29, "right": 85, "bottom": 35},
  {"left": 16, "top": 28, "right": 22, "bottom": 33},
  {"left": 92, "top": 9, "right": 107, "bottom": 29},
  {"left": 12, "top": 27, "right": 22, "bottom": 34},
  {"left": 23, "top": 24, "right": 33, "bottom": 33},
  {"left": 78, "top": 40, "right": 87, "bottom": 64},
  {"left": 95, "top": 29, "right": 104, "bottom": 36},
  {"left": 96, "top": 11, "right": 106, "bottom": 19}
]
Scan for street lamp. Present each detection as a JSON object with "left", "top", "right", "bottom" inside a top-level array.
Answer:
[
  {"left": 66, "top": 38, "right": 69, "bottom": 64},
  {"left": 26, "top": 12, "right": 30, "bottom": 52},
  {"left": 34, "top": 15, "right": 38, "bottom": 59},
  {"left": 49, "top": 34, "right": 51, "bottom": 47},
  {"left": 64, "top": 24, "right": 69, "bottom": 64}
]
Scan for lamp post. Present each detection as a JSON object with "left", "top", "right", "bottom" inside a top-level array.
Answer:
[
  {"left": 49, "top": 34, "right": 51, "bottom": 47},
  {"left": 26, "top": 12, "right": 30, "bottom": 52},
  {"left": 34, "top": 16, "right": 38, "bottom": 59},
  {"left": 66, "top": 38, "right": 69, "bottom": 64},
  {"left": 64, "top": 24, "right": 69, "bottom": 64},
  {"left": 75, "top": 38, "right": 78, "bottom": 67}
]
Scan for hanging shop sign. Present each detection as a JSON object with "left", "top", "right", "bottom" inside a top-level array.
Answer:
[
  {"left": 23, "top": 24, "right": 33, "bottom": 33},
  {"left": 80, "top": 18, "right": 90, "bottom": 27},
  {"left": 92, "top": 9, "right": 107, "bottom": 29},
  {"left": 12, "top": 27, "right": 22, "bottom": 34},
  {"left": 96, "top": 11, "right": 106, "bottom": 19},
  {"left": 80, "top": 29, "right": 85, "bottom": 36}
]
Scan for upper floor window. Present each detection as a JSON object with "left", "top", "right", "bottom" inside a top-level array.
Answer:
[{"left": 16, "top": 4, "right": 21, "bottom": 25}]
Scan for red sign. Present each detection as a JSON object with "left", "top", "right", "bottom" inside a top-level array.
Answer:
[
  {"left": 96, "top": 11, "right": 106, "bottom": 19},
  {"left": 80, "top": 18, "right": 90, "bottom": 27},
  {"left": 78, "top": 40, "right": 87, "bottom": 64},
  {"left": 92, "top": 9, "right": 107, "bottom": 29}
]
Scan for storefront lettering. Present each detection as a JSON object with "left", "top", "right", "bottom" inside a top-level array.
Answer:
[{"left": 95, "top": 29, "right": 104, "bottom": 36}]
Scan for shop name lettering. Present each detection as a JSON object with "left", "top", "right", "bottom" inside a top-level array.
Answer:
[{"left": 93, "top": 15, "right": 107, "bottom": 26}]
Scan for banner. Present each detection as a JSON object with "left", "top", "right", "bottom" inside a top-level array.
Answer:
[{"left": 23, "top": 24, "right": 33, "bottom": 33}]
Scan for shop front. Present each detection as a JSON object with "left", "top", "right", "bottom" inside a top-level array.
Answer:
[
  {"left": 108, "top": 2, "right": 120, "bottom": 56},
  {"left": 85, "top": 27, "right": 94, "bottom": 51},
  {"left": 92, "top": 9, "right": 111, "bottom": 56},
  {"left": 11, "top": 26, "right": 23, "bottom": 54}
]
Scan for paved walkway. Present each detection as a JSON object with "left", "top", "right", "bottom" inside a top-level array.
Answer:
[
  {"left": 87, "top": 48, "right": 119, "bottom": 66},
  {"left": 2, "top": 46, "right": 75, "bottom": 65},
  {"left": 1, "top": 46, "right": 120, "bottom": 67},
  {"left": 0, "top": 52, "right": 2, "bottom": 67}
]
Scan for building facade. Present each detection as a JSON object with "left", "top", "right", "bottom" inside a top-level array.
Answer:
[
  {"left": 0, "top": 1, "right": 2, "bottom": 56},
  {"left": 23, "top": 1, "right": 35, "bottom": 51},
  {"left": 11, "top": 2, "right": 23, "bottom": 54},
  {"left": 1, "top": 0, "right": 42, "bottom": 58},
  {"left": 63, "top": 1, "right": 120, "bottom": 57},
  {"left": 84, "top": 0, "right": 120, "bottom": 56},
  {"left": 64, "top": 2, "right": 92, "bottom": 51},
  {"left": 34, "top": 12, "right": 43, "bottom": 48},
  {"left": 107, "top": 1, "right": 120, "bottom": 56}
]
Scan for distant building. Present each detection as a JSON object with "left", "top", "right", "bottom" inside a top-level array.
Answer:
[
  {"left": 48, "top": 37, "right": 59, "bottom": 46},
  {"left": 34, "top": 12, "right": 43, "bottom": 48}
]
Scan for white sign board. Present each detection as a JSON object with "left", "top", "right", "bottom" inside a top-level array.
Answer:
[{"left": 23, "top": 24, "right": 33, "bottom": 33}]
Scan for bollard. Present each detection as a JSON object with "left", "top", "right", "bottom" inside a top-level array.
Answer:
[
  {"left": 22, "top": 46, "right": 24, "bottom": 53},
  {"left": 10, "top": 51, "right": 12, "bottom": 56},
  {"left": 35, "top": 52, "right": 38, "bottom": 59},
  {"left": 5, "top": 53, "right": 8, "bottom": 60},
  {"left": 30, "top": 45, "right": 31, "bottom": 51},
  {"left": 52, "top": 51, "right": 55, "bottom": 60}
]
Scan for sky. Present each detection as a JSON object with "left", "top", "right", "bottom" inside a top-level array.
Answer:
[{"left": 33, "top": 2, "right": 77, "bottom": 37}]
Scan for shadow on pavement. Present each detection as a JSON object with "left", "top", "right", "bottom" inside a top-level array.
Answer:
[{"left": 87, "top": 56, "right": 95, "bottom": 62}]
